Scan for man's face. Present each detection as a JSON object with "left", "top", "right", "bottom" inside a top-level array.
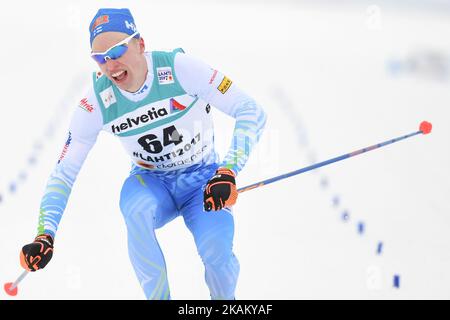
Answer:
[{"left": 91, "top": 32, "right": 146, "bottom": 92}]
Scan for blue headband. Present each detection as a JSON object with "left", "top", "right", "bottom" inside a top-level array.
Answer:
[{"left": 89, "top": 8, "right": 139, "bottom": 46}]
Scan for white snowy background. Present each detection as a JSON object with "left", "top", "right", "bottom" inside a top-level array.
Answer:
[{"left": 1, "top": 0, "right": 449, "bottom": 299}]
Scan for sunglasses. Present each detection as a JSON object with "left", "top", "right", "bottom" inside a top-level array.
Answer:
[{"left": 91, "top": 31, "right": 139, "bottom": 64}]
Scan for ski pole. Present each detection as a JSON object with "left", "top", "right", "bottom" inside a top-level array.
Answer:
[
  {"left": 238, "top": 121, "right": 432, "bottom": 194},
  {"left": 4, "top": 270, "right": 28, "bottom": 297}
]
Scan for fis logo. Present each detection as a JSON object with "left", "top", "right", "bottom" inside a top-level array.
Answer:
[
  {"left": 170, "top": 98, "right": 186, "bottom": 112},
  {"left": 100, "top": 87, "right": 117, "bottom": 109},
  {"left": 157, "top": 67, "right": 174, "bottom": 85}
]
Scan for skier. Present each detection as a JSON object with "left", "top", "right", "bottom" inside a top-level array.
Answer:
[{"left": 19, "top": 8, "right": 266, "bottom": 300}]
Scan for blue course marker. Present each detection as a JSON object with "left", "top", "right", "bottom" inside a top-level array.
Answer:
[
  {"left": 393, "top": 275, "right": 400, "bottom": 288},
  {"left": 320, "top": 177, "right": 329, "bottom": 189},
  {"left": 9, "top": 182, "right": 17, "bottom": 194},
  {"left": 28, "top": 156, "right": 37, "bottom": 165},
  {"left": 357, "top": 222, "right": 365, "bottom": 235},
  {"left": 377, "top": 242, "right": 383, "bottom": 255},
  {"left": 387, "top": 59, "right": 403, "bottom": 75},
  {"left": 332, "top": 195, "right": 340, "bottom": 208},
  {"left": 33, "top": 141, "right": 43, "bottom": 151},
  {"left": 19, "top": 171, "right": 27, "bottom": 182},
  {"left": 341, "top": 210, "right": 350, "bottom": 222}
]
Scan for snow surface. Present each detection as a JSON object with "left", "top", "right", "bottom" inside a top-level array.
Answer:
[{"left": 1, "top": 0, "right": 449, "bottom": 299}]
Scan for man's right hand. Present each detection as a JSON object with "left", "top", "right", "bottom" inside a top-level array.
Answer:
[{"left": 20, "top": 234, "right": 54, "bottom": 272}]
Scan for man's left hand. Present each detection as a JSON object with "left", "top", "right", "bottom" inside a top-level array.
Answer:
[{"left": 203, "top": 168, "right": 238, "bottom": 211}]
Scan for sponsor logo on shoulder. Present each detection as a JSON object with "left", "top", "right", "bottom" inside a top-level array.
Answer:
[
  {"left": 157, "top": 67, "right": 174, "bottom": 85},
  {"left": 100, "top": 86, "right": 117, "bottom": 109},
  {"left": 217, "top": 76, "right": 232, "bottom": 94},
  {"left": 79, "top": 98, "right": 94, "bottom": 113}
]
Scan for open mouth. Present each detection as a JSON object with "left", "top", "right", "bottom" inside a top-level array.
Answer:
[{"left": 111, "top": 70, "right": 128, "bottom": 83}]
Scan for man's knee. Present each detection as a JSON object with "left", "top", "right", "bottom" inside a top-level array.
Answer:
[{"left": 198, "top": 237, "right": 233, "bottom": 266}]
